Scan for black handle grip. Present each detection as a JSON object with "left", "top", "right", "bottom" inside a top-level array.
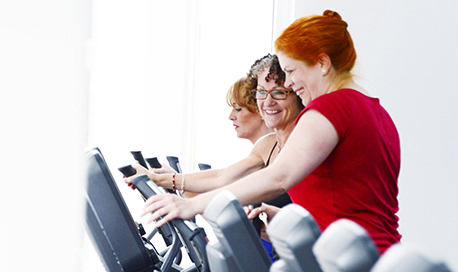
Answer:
[
  {"left": 118, "top": 164, "right": 137, "bottom": 177},
  {"left": 146, "top": 157, "right": 162, "bottom": 169},
  {"left": 166, "top": 156, "right": 182, "bottom": 173},
  {"left": 198, "top": 163, "right": 211, "bottom": 171},
  {"left": 130, "top": 151, "right": 148, "bottom": 169},
  {"left": 252, "top": 203, "right": 262, "bottom": 236},
  {"left": 131, "top": 175, "right": 165, "bottom": 197}
]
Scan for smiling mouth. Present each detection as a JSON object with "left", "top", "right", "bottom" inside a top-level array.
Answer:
[
  {"left": 295, "top": 88, "right": 304, "bottom": 97},
  {"left": 265, "top": 110, "right": 281, "bottom": 114}
]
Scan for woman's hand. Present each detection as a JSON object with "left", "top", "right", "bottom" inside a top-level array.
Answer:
[
  {"left": 124, "top": 163, "right": 154, "bottom": 188},
  {"left": 245, "top": 203, "right": 281, "bottom": 242},
  {"left": 246, "top": 203, "right": 280, "bottom": 222},
  {"left": 152, "top": 163, "right": 176, "bottom": 174},
  {"left": 140, "top": 193, "right": 198, "bottom": 227}
]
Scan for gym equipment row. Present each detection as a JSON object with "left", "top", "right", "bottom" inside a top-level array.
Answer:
[
  {"left": 84, "top": 147, "right": 453, "bottom": 272},
  {"left": 204, "top": 190, "right": 453, "bottom": 272}
]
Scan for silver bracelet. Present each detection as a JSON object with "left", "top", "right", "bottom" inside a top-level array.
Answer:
[{"left": 181, "top": 173, "right": 186, "bottom": 194}]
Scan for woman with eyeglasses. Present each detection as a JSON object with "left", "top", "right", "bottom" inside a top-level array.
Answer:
[
  {"left": 126, "top": 53, "right": 303, "bottom": 259},
  {"left": 128, "top": 10, "right": 402, "bottom": 254},
  {"left": 226, "top": 71, "right": 295, "bottom": 261}
]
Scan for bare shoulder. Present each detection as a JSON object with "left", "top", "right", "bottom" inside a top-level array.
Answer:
[
  {"left": 250, "top": 133, "right": 277, "bottom": 162},
  {"left": 223, "top": 133, "right": 277, "bottom": 179}
]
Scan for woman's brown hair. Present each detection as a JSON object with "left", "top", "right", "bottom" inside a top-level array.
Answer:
[{"left": 226, "top": 77, "right": 258, "bottom": 113}]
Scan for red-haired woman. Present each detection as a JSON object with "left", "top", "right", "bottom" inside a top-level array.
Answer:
[{"left": 131, "top": 10, "right": 402, "bottom": 254}]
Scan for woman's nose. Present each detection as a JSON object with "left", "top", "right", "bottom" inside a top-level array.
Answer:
[
  {"left": 284, "top": 76, "right": 294, "bottom": 89},
  {"left": 264, "top": 93, "right": 277, "bottom": 105},
  {"left": 229, "top": 109, "right": 236, "bottom": 120}
]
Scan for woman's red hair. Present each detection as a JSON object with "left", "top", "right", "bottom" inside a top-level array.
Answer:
[{"left": 275, "top": 10, "right": 356, "bottom": 73}]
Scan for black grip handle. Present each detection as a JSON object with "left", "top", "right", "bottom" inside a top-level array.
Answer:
[
  {"left": 146, "top": 157, "right": 162, "bottom": 169},
  {"left": 118, "top": 164, "right": 137, "bottom": 177},
  {"left": 166, "top": 156, "right": 182, "bottom": 173},
  {"left": 252, "top": 203, "right": 262, "bottom": 236},
  {"left": 130, "top": 151, "right": 148, "bottom": 169},
  {"left": 131, "top": 175, "right": 164, "bottom": 197},
  {"left": 198, "top": 163, "right": 211, "bottom": 171}
]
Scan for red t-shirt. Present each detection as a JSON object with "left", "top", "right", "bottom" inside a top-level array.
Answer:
[{"left": 289, "top": 89, "right": 401, "bottom": 253}]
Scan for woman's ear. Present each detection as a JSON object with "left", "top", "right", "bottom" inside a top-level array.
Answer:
[{"left": 318, "top": 54, "right": 332, "bottom": 76}]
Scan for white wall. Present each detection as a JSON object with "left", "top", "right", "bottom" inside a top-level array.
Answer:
[
  {"left": 0, "top": 0, "right": 90, "bottom": 271},
  {"left": 88, "top": 0, "right": 274, "bottom": 170},
  {"left": 276, "top": 0, "right": 458, "bottom": 269}
]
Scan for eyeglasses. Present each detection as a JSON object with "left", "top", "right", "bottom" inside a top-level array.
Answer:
[{"left": 252, "top": 89, "right": 294, "bottom": 100}]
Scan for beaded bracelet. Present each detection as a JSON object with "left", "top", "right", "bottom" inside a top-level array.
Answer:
[{"left": 172, "top": 173, "right": 176, "bottom": 191}]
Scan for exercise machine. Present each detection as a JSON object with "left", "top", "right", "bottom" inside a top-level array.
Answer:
[
  {"left": 370, "top": 243, "right": 453, "bottom": 272},
  {"left": 84, "top": 148, "right": 158, "bottom": 271},
  {"left": 85, "top": 148, "right": 209, "bottom": 271},
  {"left": 312, "top": 219, "right": 379, "bottom": 272},
  {"left": 203, "top": 190, "right": 272, "bottom": 272},
  {"left": 267, "top": 204, "right": 322, "bottom": 272}
]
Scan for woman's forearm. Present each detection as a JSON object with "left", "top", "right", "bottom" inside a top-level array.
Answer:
[
  {"left": 151, "top": 154, "right": 265, "bottom": 194},
  {"left": 151, "top": 169, "right": 224, "bottom": 193},
  {"left": 186, "top": 164, "right": 288, "bottom": 219}
]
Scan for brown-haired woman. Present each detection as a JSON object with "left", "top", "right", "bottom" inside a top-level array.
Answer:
[{"left": 227, "top": 77, "right": 273, "bottom": 144}]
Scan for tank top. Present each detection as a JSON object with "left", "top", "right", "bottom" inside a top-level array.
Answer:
[{"left": 252, "top": 142, "right": 292, "bottom": 235}]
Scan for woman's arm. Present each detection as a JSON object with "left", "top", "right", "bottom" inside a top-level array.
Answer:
[
  {"left": 126, "top": 133, "right": 277, "bottom": 194},
  {"left": 141, "top": 110, "right": 339, "bottom": 227}
]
